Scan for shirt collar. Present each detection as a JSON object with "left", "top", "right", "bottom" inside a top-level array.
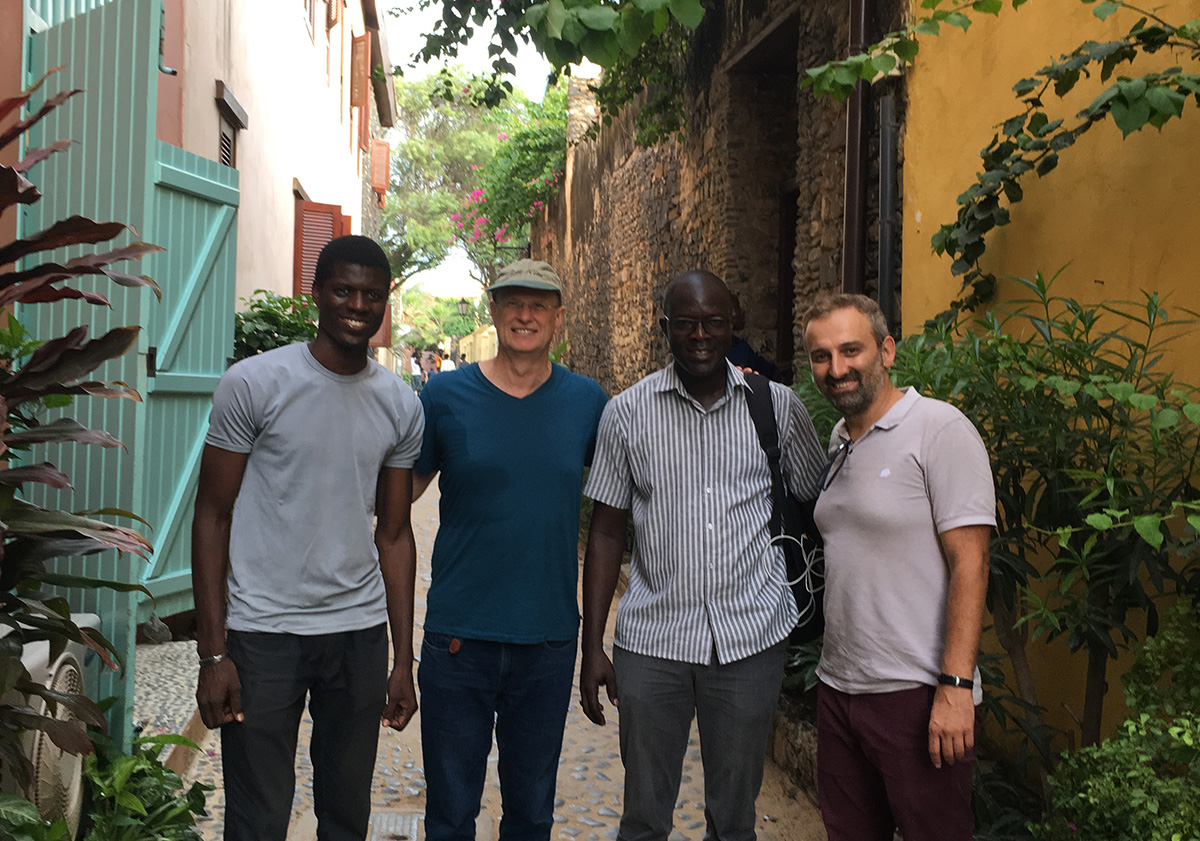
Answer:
[
  {"left": 832, "top": 386, "right": 921, "bottom": 442},
  {"left": 656, "top": 359, "right": 747, "bottom": 411}
]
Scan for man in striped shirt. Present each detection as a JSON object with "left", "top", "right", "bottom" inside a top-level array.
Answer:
[{"left": 580, "top": 270, "right": 825, "bottom": 841}]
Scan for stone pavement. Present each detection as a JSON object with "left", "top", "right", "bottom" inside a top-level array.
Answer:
[{"left": 162, "top": 482, "right": 825, "bottom": 841}]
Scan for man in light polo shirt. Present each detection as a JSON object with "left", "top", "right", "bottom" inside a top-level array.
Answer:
[
  {"left": 802, "top": 293, "right": 995, "bottom": 841},
  {"left": 580, "top": 270, "right": 826, "bottom": 841}
]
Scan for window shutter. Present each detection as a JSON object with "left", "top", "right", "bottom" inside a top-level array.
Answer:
[
  {"left": 350, "top": 34, "right": 369, "bottom": 110},
  {"left": 326, "top": 0, "right": 341, "bottom": 29},
  {"left": 371, "top": 139, "right": 389, "bottom": 195},
  {"left": 369, "top": 300, "right": 392, "bottom": 348},
  {"left": 293, "top": 200, "right": 344, "bottom": 296}
]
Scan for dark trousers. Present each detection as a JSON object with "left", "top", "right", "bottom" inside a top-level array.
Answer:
[
  {"left": 221, "top": 625, "right": 388, "bottom": 841},
  {"left": 418, "top": 632, "right": 577, "bottom": 841},
  {"left": 817, "top": 681, "right": 976, "bottom": 841},
  {"left": 612, "top": 641, "right": 787, "bottom": 841}
]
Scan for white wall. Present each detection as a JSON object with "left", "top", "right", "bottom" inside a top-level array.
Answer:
[{"left": 179, "top": 0, "right": 369, "bottom": 304}]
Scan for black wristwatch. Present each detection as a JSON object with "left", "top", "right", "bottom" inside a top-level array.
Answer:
[{"left": 937, "top": 673, "right": 973, "bottom": 690}]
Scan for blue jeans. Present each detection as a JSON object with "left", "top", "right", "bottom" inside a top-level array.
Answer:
[{"left": 418, "top": 632, "right": 577, "bottom": 841}]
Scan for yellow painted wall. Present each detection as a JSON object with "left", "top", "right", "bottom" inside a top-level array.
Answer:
[
  {"left": 902, "top": 0, "right": 1200, "bottom": 743},
  {"left": 903, "top": 0, "right": 1200, "bottom": 376}
]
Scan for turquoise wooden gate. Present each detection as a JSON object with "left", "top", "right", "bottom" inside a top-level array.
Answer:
[{"left": 22, "top": 0, "right": 239, "bottom": 744}]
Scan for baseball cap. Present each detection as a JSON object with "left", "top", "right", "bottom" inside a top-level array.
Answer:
[{"left": 488, "top": 259, "right": 563, "bottom": 295}]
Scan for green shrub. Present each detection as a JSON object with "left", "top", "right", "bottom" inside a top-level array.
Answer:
[
  {"left": 233, "top": 290, "right": 318, "bottom": 360},
  {"left": 1032, "top": 712, "right": 1200, "bottom": 841},
  {"left": 81, "top": 733, "right": 211, "bottom": 841}
]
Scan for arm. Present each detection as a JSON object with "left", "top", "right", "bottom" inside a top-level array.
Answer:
[
  {"left": 375, "top": 466, "right": 419, "bottom": 730},
  {"left": 580, "top": 502, "right": 629, "bottom": 726},
  {"left": 191, "top": 444, "right": 249, "bottom": 728},
  {"left": 927, "top": 523, "right": 990, "bottom": 768},
  {"left": 412, "top": 471, "right": 436, "bottom": 501}
]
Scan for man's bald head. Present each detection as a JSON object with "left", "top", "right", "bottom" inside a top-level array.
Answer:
[{"left": 663, "top": 270, "right": 734, "bottom": 319}]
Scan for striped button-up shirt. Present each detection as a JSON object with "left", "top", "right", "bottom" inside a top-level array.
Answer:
[{"left": 584, "top": 361, "right": 826, "bottom": 665}]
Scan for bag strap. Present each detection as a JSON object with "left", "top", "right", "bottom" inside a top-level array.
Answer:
[{"left": 743, "top": 372, "right": 786, "bottom": 539}]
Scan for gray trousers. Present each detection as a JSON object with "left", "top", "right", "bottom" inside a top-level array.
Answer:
[{"left": 613, "top": 640, "right": 787, "bottom": 841}]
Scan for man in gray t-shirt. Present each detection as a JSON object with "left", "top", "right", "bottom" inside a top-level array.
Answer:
[
  {"left": 192, "top": 236, "right": 424, "bottom": 841},
  {"left": 803, "top": 294, "right": 994, "bottom": 841}
]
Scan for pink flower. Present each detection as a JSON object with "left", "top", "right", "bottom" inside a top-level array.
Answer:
[
  {"left": 471, "top": 188, "right": 484, "bottom": 199},
  {"left": 450, "top": 213, "right": 460, "bottom": 221},
  {"left": 497, "top": 133, "right": 508, "bottom": 140}
]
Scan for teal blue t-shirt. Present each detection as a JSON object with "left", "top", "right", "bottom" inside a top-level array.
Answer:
[{"left": 417, "top": 363, "right": 608, "bottom": 643}]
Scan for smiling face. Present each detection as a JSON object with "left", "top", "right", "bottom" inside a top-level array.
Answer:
[
  {"left": 312, "top": 261, "right": 391, "bottom": 354},
  {"left": 488, "top": 287, "right": 565, "bottom": 358},
  {"left": 661, "top": 272, "right": 734, "bottom": 385},
  {"left": 804, "top": 305, "right": 896, "bottom": 419}
]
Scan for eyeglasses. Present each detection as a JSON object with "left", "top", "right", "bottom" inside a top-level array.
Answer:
[
  {"left": 819, "top": 440, "right": 853, "bottom": 491},
  {"left": 667, "top": 317, "right": 731, "bottom": 335},
  {"left": 500, "top": 299, "right": 555, "bottom": 314}
]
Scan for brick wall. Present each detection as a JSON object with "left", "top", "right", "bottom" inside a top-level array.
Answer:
[{"left": 533, "top": 0, "right": 903, "bottom": 395}]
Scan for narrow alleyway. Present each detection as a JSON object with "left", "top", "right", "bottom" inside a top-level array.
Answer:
[{"left": 184, "top": 483, "right": 826, "bottom": 841}]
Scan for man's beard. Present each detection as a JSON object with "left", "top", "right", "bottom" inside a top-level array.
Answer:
[{"left": 821, "top": 361, "right": 888, "bottom": 418}]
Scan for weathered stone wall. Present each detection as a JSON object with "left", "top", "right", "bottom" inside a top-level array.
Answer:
[{"left": 535, "top": 0, "right": 906, "bottom": 394}]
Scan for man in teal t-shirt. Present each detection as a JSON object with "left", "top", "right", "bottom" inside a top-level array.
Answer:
[{"left": 414, "top": 260, "right": 608, "bottom": 841}]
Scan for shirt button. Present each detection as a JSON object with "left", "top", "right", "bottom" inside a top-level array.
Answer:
[
  {"left": 706, "top": 487, "right": 712, "bottom": 493},
  {"left": 706, "top": 523, "right": 713, "bottom": 530}
]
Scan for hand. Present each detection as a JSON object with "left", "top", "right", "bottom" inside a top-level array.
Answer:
[
  {"left": 196, "top": 659, "right": 243, "bottom": 728},
  {"left": 735, "top": 365, "right": 761, "bottom": 376},
  {"left": 382, "top": 665, "right": 418, "bottom": 731},
  {"left": 580, "top": 650, "right": 618, "bottom": 726},
  {"left": 928, "top": 685, "right": 975, "bottom": 768}
]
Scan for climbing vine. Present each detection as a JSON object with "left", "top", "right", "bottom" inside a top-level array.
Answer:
[{"left": 804, "top": 0, "right": 1200, "bottom": 322}]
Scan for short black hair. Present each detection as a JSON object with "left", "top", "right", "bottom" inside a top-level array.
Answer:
[{"left": 313, "top": 235, "right": 391, "bottom": 289}]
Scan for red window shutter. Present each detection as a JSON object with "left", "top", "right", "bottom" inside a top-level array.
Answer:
[
  {"left": 371, "top": 139, "right": 389, "bottom": 194},
  {"left": 293, "top": 200, "right": 344, "bottom": 296},
  {"left": 342, "top": 214, "right": 352, "bottom": 235},
  {"left": 350, "top": 34, "right": 369, "bottom": 110},
  {"left": 369, "top": 300, "right": 392, "bottom": 348}
]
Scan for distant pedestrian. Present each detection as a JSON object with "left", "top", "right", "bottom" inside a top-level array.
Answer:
[
  {"left": 192, "top": 235, "right": 424, "bottom": 841},
  {"left": 580, "top": 270, "right": 825, "bottom": 841},
  {"left": 803, "top": 293, "right": 993, "bottom": 841},
  {"left": 412, "top": 260, "right": 607, "bottom": 841}
]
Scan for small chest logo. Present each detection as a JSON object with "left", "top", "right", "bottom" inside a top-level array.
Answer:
[{"left": 879, "top": 468, "right": 891, "bottom": 478}]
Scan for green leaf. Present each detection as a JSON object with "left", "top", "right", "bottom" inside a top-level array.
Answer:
[
  {"left": 579, "top": 30, "right": 620, "bottom": 65},
  {"left": 561, "top": 10, "right": 587, "bottom": 43},
  {"left": 1182, "top": 402, "right": 1200, "bottom": 424},
  {"left": 577, "top": 5, "right": 619, "bottom": 30},
  {"left": 1093, "top": 0, "right": 1120, "bottom": 20},
  {"left": 1086, "top": 512, "right": 1114, "bottom": 530},
  {"left": 668, "top": 0, "right": 705, "bottom": 29},
  {"left": 631, "top": 0, "right": 668, "bottom": 11},
  {"left": 0, "top": 792, "right": 42, "bottom": 826},
  {"left": 1144, "top": 84, "right": 1186, "bottom": 117},
  {"left": 871, "top": 54, "right": 897, "bottom": 77},
  {"left": 972, "top": 0, "right": 1002, "bottom": 13},
  {"left": 893, "top": 38, "right": 919, "bottom": 62},
  {"left": 943, "top": 11, "right": 972, "bottom": 30},
  {"left": 1128, "top": 392, "right": 1158, "bottom": 410},
  {"left": 545, "top": 0, "right": 566, "bottom": 39},
  {"left": 1035, "top": 153, "right": 1058, "bottom": 176},
  {"left": 1187, "top": 514, "right": 1200, "bottom": 534},
  {"left": 1133, "top": 515, "right": 1164, "bottom": 550},
  {"left": 523, "top": 3, "right": 548, "bottom": 29},
  {"left": 1012, "top": 77, "right": 1039, "bottom": 96},
  {"left": 913, "top": 20, "right": 941, "bottom": 35},
  {"left": 1151, "top": 408, "right": 1180, "bottom": 429}
]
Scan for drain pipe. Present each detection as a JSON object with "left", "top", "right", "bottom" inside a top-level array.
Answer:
[
  {"left": 841, "top": 0, "right": 870, "bottom": 295},
  {"left": 878, "top": 91, "right": 898, "bottom": 332}
]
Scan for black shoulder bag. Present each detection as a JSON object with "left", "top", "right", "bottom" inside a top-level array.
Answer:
[{"left": 743, "top": 373, "right": 825, "bottom": 643}]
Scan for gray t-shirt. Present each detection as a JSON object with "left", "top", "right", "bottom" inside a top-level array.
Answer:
[
  {"left": 814, "top": 388, "right": 995, "bottom": 704},
  {"left": 205, "top": 343, "right": 424, "bottom": 634}
]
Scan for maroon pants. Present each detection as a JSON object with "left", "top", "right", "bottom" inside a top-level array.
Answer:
[{"left": 817, "top": 682, "right": 975, "bottom": 841}]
